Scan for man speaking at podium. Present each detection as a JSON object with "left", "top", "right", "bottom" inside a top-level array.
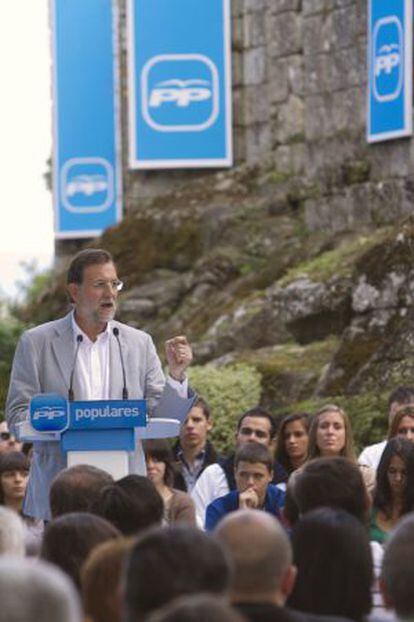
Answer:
[{"left": 6, "top": 248, "right": 196, "bottom": 520}]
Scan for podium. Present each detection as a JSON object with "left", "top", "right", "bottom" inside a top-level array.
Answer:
[{"left": 16, "top": 393, "right": 181, "bottom": 480}]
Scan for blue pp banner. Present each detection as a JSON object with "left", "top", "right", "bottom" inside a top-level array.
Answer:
[
  {"left": 367, "top": 0, "right": 412, "bottom": 142},
  {"left": 127, "top": 0, "right": 232, "bottom": 168},
  {"left": 30, "top": 395, "right": 147, "bottom": 434},
  {"left": 51, "top": 0, "right": 122, "bottom": 239}
]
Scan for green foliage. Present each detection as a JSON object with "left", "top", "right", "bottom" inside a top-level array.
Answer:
[
  {"left": 0, "top": 318, "right": 25, "bottom": 419},
  {"left": 188, "top": 363, "right": 262, "bottom": 454}
]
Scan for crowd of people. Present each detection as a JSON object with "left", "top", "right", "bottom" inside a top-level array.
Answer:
[
  {"left": 2, "top": 249, "right": 414, "bottom": 621},
  {"left": 0, "top": 386, "right": 413, "bottom": 621}
]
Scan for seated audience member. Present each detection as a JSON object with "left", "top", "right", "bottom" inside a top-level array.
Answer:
[
  {"left": 387, "top": 405, "right": 414, "bottom": 442},
  {"left": 173, "top": 398, "right": 220, "bottom": 493},
  {"left": 359, "top": 386, "right": 414, "bottom": 470},
  {"left": 124, "top": 525, "right": 230, "bottom": 622},
  {"left": 50, "top": 464, "right": 113, "bottom": 518},
  {"left": 91, "top": 474, "right": 164, "bottom": 535},
  {"left": 81, "top": 538, "right": 135, "bottom": 622},
  {"left": 370, "top": 437, "right": 414, "bottom": 544},
  {"left": 0, "top": 557, "right": 81, "bottom": 622},
  {"left": 381, "top": 513, "right": 414, "bottom": 619},
  {"left": 192, "top": 407, "right": 284, "bottom": 525},
  {"left": 307, "top": 404, "right": 375, "bottom": 494},
  {"left": 215, "top": 509, "right": 347, "bottom": 622},
  {"left": 290, "top": 457, "right": 385, "bottom": 617},
  {"left": 205, "top": 442, "right": 285, "bottom": 531},
  {"left": 0, "top": 420, "right": 22, "bottom": 453},
  {"left": 0, "top": 506, "right": 25, "bottom": 556},
  {"left": 287, "top": 508, "right": 372, "bottom": 622},
  {"left": 41, "top": 512, "right": 120, "bottom": 590},
  {"left": 275, "top": 413, "right": 311, "bottom": 480},
  {"left": 0, "top": 451, "right": 29, "bottom": 514},
  {"left": 144, "top": 439, "right": 196, "bottom": 525},
  {"left": 146, "top": 594, "right": 246, "bottom": 622}
]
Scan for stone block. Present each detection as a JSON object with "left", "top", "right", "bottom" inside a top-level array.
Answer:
[
  {"left": 273, "top": 145, "right": 293, "bottom": 174},
  {"left": 304, "top": 53, "right": 332, "bottom": 95},
  {"left": 331, "top": 87, "right": 364, "bottom": 133},
  {"left": 244, "top": 11, "right": 266, "bottom": 48},
  {"left": 330, "top": 47, "right": 364, "bottom": 91},
  {"left": 270, "top": 0, "right": 301, "bottom": 13},
  {"left": 232, "top": 51, "right": 244, "bottom": 87},
  {"left": 332, "top": 6, "right": 358, "bottom": 50},
  {"left": 245, "top": 124, "right": 273, "bottom": 164},
  {"left": 305, "top": 93, "right": 335, "bottom": 140},
  {"left": 244, "top": 0, "right": 267, "bottom": 12},
  {"left": 244, "top": 84, "right": 270, "bottom": 125},
  {"left": 369, "top": 141, "right": 412, "bottom": 181},
  {"left": 268, "top": 58, "right": 289, "bottom": 104},
  {"left": 303, "top": 0, "right": 332, "bottom": 16},
  {"left": 233, "top": 126, "right": 247, "bottom": 163},
  {"left": 267, "top": 11, "right": 303, "bottom": 57},
  {"left": 232, "top": 15, "right": 244, "bottom": 50},
  {"left": 303, "top": 13, "right": 333, "bottom": 55},
  {"left": 232, "top": 88, "right": 246, "bottom": 127},
  {"left": 244, "top": 47, "right": 267, "bottom": 85},
  {"left": 275, "top": 94, "right": 305, "bottom": 143},
  {"left": 288, "top": 55, "right": 305, "bottom": 96}
]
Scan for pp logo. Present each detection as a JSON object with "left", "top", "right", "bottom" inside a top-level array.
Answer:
[
  {"left": 141, "top": 54, "right": 219, "bottom": 132},
  {"left": 30, "top": 394, "right": 69, "bottom": 433},
  {"left": 372, "top": 16, "right": 403, "bottom": 102},
  {"left": 61, "top": 158, "right": 114, "bottom": 213}
]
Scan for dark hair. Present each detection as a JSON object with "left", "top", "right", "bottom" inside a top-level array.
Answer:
[
  {"left": 125, "top": 526, "right": 230, "bottom": 622},
  {"left": 388, "top": 406, "right": 414, "bottom": 438},
  {"left": 50, "top": 465, "right": 114, "bottom": 518},
  {"left": 275, "top": 413, "right": 311, "bottom": 473},
  {"left": 193, "top": 397, "right": 211, "bottom": 420},
  {"left": 388, "top": 386, "right": 414, "bottom": 410},
  {"left": 143, "top": 439, "right": 176, "bottom": 488},
  {"left": 288, "top": 507, "right": 372, "bottom": 621},
  {"left": 382, "top": 513, "right": 414, "bottom": 618},
  {"left": 373, "top": 437, "right": 414, "bottom": 518},
  {"left": 0, "top": 452, "right": 30, "bottom": 505},
  {"left": 41, "top": 512, "right": 120, "bottom": 590},
  {"left": 307, "top": 404, "right": 356, "bottom": 461},
  {"left": 91, "top": 474, "right": 164, "bottom": 535},
  {"left": 234, "top": 442, "right": 273, "bottom": 472},
  {"left": 237, "top": 407, "right": 277, "bottom": 440},
  {"left": 67, "top": 249, "right": 113, "bottom": 284},
  {"left": 293, "top": 456, "right": 368, "bottom": 525}
]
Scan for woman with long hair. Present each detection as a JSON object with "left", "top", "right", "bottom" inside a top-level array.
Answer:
[
  {"left": 307, "top": 404, "right": 375, "bottom": 494},
  {"left": 370, "top": 436, "right": 414, "bottom": 544},
  {"left": 275, "top": 412, "right": 311, "bottom": 477},
  {"left": 388, "top": 405, "right": 414, "bottom": 441},
  {"left": 143, "top": 439, "right": 196, "bottom": 526}
]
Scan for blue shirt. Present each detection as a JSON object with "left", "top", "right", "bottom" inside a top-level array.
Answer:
[{"left": 205, "top": 484, "right": 285, "bottom": 531}]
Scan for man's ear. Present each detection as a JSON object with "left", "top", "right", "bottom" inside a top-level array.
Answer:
[
  {"left": 206, "top": 418, "right": 213, "bottom": 431},
  {"left": 280, "top": 564, "right": 297, "bottom": 601},
  {"left": 67, "top": 283, "right": 79, "bottom": 304}
]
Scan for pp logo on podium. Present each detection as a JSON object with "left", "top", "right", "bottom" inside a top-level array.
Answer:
[
  {"left": 141, "top": 54, "right": 219, "bottom": 132},
  {"left": 30, "top": 394, "right": 69, "bottom": 433}
]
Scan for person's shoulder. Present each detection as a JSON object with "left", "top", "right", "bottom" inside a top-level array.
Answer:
[
  {"left": 199, "top": 462, "right": 226, "bottom": 479},
  {"left": 171, "top": 489, "right": 193, "bottom": 504},
  {"left": 288, "top": 609, "right": 352, "bottom": 622},
  {"left": 21, "top": 314, "right": 71, "bottom": 342},
  {"left": 112, "top": 320, "right": 150, "bottom": 339}
]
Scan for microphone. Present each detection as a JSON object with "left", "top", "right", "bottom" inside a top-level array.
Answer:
[
  {"left": 113, "top": 327, "right": 129, "bottom": 399},
  {"left": 68, "top": 334, "right": 83, "bottom": 401}
]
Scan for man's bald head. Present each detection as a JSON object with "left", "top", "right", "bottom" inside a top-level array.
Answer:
[{"left": 214, "top": 510, "right": 293, "bottom": 602}]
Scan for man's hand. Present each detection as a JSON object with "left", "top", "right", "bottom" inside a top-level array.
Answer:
[
  {"left": 239, "top": 488, "right": 259, "bottom": 510},
  {"left": 165, "top": 335, "right": 193, "bottom": 382}
]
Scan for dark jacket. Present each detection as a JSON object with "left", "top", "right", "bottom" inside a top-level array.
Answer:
[
  {"left": 173, "top": 440, "right": 222, "bottom": 492},
  {"left": 235, "top": 603, "right": 352, "bottom": 622},
  {"left": 205, "top": 484, "right": 286, "bottom": 531}
]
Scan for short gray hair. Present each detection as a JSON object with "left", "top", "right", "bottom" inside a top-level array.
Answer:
[
  {"left": 0, "top": 557, "right": 81, "bottom": 622},
  {"left": 0, "top": 507, "right": 25, "bottom": 557}
]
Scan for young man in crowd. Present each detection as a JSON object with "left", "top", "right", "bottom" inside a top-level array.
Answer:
[{"left": 205, "top": 442, "right": 285, "bottom": 531}]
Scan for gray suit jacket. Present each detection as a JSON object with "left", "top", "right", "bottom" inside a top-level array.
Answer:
[{"left": 6, "top": 312, "right": 196, "bottom": 520}]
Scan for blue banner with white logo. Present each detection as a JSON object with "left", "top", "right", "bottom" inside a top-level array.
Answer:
[
  {"left": 52, "top": 0, "right": 122, "bottom": 239},
  {"left": 367, "top": 0, "right": 412, "bottom": 142},
  {"left": 127, "top": 0, "right": 232, "bottom": 168}
]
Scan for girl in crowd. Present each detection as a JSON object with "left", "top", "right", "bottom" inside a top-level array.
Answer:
[
  {"left": 143, "top": 439, "right": 196, "bottom": 526},
  {"left": 0, "top": 451, "right": 29, "bottom": 514},
  {"left": 275, "top": 412, "right": 311, "bottom": 477},
  {"left": 388, "top": 405, "right": 414, "bottom": 441},
  {"left": 370, "top": 436, "right": 414, "bottom": 544},
  {"left": 307, "top": 404, "right": 375, "bottom": 494}
]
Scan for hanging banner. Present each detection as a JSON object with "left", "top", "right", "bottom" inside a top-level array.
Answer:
[
  {"left": 51, "top": 0, "right": 122, "bottom": 239},
  {"left": 127, "top": 0, "right": 232, "bottom": 169},
  {"left": 367, "top": 0, "right": 412, "bottom": 142}
]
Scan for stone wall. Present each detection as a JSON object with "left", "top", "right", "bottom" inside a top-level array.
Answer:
[{"left": 115, "top": 0, "right": 414, "bottom": 234}]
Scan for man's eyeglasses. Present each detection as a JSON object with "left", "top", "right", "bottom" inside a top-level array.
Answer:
[{"left": 90, "top": 280, "right": 124, "bottom": 292}]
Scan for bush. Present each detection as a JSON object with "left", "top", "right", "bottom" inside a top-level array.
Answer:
[
  {"left": 187, "top": 363, "right": 262, "bottom": 454},
  {"left": 0, "top": 318, "right": 25, "bottom": 418}
]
